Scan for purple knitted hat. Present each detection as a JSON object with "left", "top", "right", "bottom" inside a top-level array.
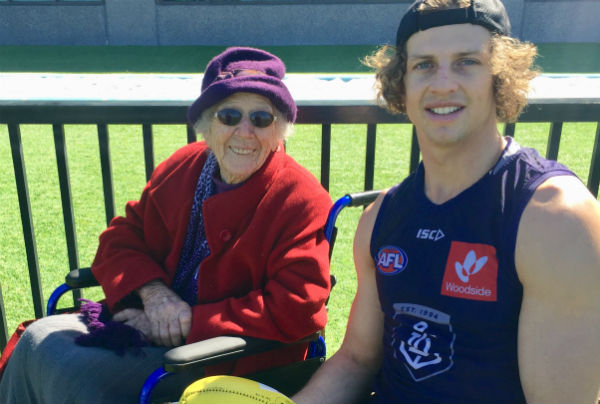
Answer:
[{"left": 187, "top": 47, "right": 297, "bottom": 124}]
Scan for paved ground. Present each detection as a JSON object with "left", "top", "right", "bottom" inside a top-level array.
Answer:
[{"left": 0, "top": 73, "right": 599, "bottom": 104}]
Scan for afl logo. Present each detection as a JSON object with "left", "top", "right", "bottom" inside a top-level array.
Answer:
[{"left": 376, "top": 246, "right": 408, "bottom": 275}]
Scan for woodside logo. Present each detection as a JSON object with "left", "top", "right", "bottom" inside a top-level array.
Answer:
[{"left": 440, "top": 241, "right": 498, "bottom": 302}]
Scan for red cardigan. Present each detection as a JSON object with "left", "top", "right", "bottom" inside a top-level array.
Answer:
[{"left": 91, "top": 141, "right": 332, "bottom": 375}]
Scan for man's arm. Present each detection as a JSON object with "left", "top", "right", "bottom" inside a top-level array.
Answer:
[
  {"left": 293, "top": 193, "right": 386, "bottom": 404},
  {"left": 515, "top": 175, "right": 600, "bottom": 403}
]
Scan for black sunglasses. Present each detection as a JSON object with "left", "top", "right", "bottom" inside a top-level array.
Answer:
[{"left": 214, "top": 108, "right": 277, "bottom": 129}]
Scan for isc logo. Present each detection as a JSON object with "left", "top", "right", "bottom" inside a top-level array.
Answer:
[
  {"left": 376, "top": 246, "right": 408, "bottom": 275},
  {"left": 416, "top": 228, "right": 445, "bottom": 241}
]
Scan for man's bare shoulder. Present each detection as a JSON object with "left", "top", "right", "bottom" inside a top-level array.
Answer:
[
  {"left": 357, "top": 188, "right": 391, "bottom": 233},
  {"left": 353, "top": 188, "right": 392, "bottom": 276},
  {"left": 516, "top": 174, "right": 600, "bottom": 288},
  {"left": 515, "top": 175, "right": 600, "bottom": 403}
]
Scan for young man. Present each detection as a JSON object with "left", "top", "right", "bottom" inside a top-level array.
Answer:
[{"left": 293, "top": 0, "right": 600, "bottom": 402}]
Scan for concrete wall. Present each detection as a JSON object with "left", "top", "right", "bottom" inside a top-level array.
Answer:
[{"left": 0, "top": 0, "right": 598, "bottom": 46}]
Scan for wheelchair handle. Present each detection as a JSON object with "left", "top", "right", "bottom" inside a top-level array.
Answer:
[
  {"left": 324, "top": 190, "right": 381, "bottom": 242},
  {"left": 346, "top": 190, "right": 381, "bottom": 207},
  {"left": 46, "top": 267, "right": 99, "bottom": 315},
  {"left": 65, "top": 267, "right": 99, "bottom": 288}
]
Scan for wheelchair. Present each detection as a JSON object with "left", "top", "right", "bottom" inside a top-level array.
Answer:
[{"left": 46, "top": 190, "right": 381, "bottom": 403}]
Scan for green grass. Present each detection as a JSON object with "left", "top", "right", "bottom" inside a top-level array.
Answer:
[
  {"left": 1, "top": 43, "right": 599, "bottom": 73},
  {"left": 1, "top": 121, "right": 598, "bottom": 359},
  {"left": 0, "top": 45, "right": 377, "bottom": 74}
]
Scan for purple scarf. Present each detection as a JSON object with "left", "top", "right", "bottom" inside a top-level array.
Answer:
[
  {"left": 75, "top": 300, "right": 150, "bottom": 356},
  {"left": 170, "top": 151, "right": 218, "bottom": 305}
]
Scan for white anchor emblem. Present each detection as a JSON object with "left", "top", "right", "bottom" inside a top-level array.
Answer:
[{"left": 399, "top": 321, "right": 443, "bottom": 369}]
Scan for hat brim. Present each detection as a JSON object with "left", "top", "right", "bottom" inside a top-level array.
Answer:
[{"left": 187, "top": 76, "right": 297, "bottom": 125}]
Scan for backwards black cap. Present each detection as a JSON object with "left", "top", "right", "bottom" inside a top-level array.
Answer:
[{"left": 396, "top": 0, "right": 511, "bottom": 48}]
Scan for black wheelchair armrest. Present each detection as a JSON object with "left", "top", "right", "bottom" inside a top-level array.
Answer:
[
  {"left": 65, "top": 267, "right": 99, "bottom": 289},
  {"left": 163, "top": 333, "right": 320, "bottom": 373}
]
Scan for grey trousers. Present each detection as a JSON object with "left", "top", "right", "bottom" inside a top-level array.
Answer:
[{"left": 0, "top": 314, "right": 200, "bottom": 404}]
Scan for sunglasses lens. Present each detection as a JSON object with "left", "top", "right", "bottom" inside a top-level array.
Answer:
[
  {"left": 215, "top": 109, "right": 275, "bottom": 128},
  {"left": 250, "top": 111, "right": 275, "bottom": 128},
  {"left": 216, "top": 108, "right": 242, "bottom": 126}
]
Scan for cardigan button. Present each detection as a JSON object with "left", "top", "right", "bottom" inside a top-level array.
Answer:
[{"left": 219, "top": 229, "right": 232, "bottom": 241}]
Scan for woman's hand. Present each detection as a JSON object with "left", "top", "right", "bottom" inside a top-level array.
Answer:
[
  {"left": 136, "top": 280, "right": 192, "bottom": 347},
  {"left": 112, "top": 308, "right": 152, "bottom": 338}
]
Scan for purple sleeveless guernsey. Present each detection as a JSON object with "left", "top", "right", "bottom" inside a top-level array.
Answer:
[{"left": 370, "top": 138, "right": 575, "bottom": 403}]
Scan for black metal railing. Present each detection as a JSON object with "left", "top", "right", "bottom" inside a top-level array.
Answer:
[{"left": 1, "top": 97, "right": 599, "bottom": 351}]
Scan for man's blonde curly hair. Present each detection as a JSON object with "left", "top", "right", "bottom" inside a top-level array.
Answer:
[{"left": 363, "top": 0, "right": 539, "bottom": 123}]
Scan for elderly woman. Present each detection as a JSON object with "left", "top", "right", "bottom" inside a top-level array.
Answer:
[{"left": 0, "top": 47, "right": 332, "bottom": 403}]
